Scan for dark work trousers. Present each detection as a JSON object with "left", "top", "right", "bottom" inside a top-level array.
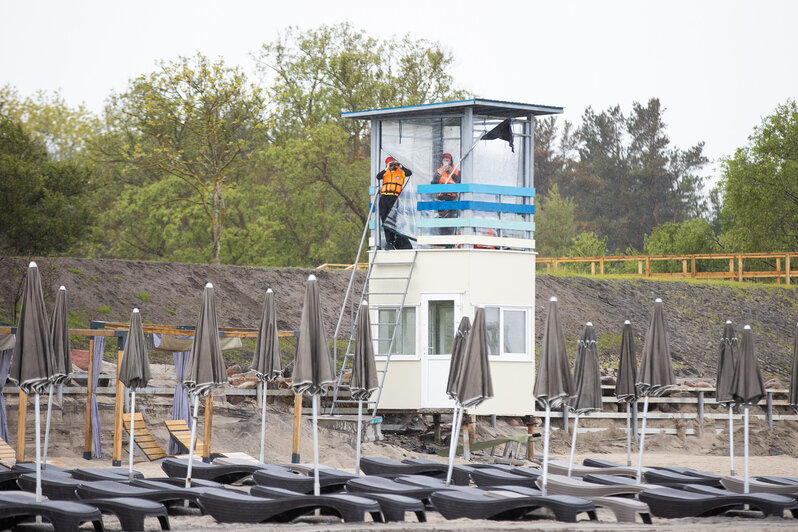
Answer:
[{"left": 379, "top": 194, "right": 411, "bottom": 250}]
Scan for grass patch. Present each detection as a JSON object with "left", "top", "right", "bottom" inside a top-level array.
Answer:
[
  {"left": 138, "top": 292, "right": 150, "bottom": 303},
  {"left": 165, "top": 308, "right": 177, "bottom": 316},
  {"left": 97, "top": 305, "right": 111, "bottom": 314},
  {"left": 67, "top": 267, "right": 83, "bottom": 276}
]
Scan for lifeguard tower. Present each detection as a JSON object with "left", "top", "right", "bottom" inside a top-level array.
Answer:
[{"left": 329, "top": 99, "right": 563, "bottom": 417}]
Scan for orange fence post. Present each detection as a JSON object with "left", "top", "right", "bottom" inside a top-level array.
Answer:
[
  {"left": 787, "top": 254, "right": 791, "bottom": 285},
  {"left": 738, "top": 255, "right": 743, "bottom": 282},
  {"left": 690, "top": 256, "right": 696, "bottom": 278}
]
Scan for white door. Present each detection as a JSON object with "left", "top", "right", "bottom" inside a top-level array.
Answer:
[{"left": 420, "top": 293, "right": 462, "bottom": 408}]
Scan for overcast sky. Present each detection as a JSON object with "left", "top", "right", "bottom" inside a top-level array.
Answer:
[{"left": 3, "top": 0, "right": 796, "bottom": 187}]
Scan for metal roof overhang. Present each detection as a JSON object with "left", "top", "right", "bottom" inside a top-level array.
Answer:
[{"left": 341, "top": 98, "right": 563, "bottom": 120}]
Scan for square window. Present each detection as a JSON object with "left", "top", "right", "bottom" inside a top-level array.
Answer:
[{"left": 377, "top": 307, "right": 416, "bottom": 355}]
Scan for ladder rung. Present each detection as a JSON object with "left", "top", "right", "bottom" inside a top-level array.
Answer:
[
  {"left": 365, "top": 291, "right": 406, "bottom": 295},
  {"left": 369, "top": 276, "right": 411, "bottom": 281}
]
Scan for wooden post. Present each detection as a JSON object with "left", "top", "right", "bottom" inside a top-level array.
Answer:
[
  {"left": 546, "top": 262, "right": 551, "bottom": 272},
  {"left": 776, "top": 257, "right": 781, "bottom": 284},
  {"left": 638, "top": 260, "right": 643, "bottom": 275},
  {"left": 645, "top": 257, "right": 650, "bottom": 277},
  {"left": 16, "top": 391, "right": 27, "bottom": 462},
  {"left": 291, "top": 392, "right": 302, "bottom": 463},
  {"left": 729, "top": 258, "right": 734, "bottom": 277},
  {"left": 433, "top": 413, "right": 442, "bottom": 444},
  {"left": 590, "top": 262, "right": 595, "bottom": 275},
  {"left": 787, "top": 254, "right": 791, "bottom": 285},
  {"left": 599, "top": 257, "right": 605, "bottom": 275},
  {"left": 112, "top": 349, "right": 125, "bottom": 466},
  {"left": 682, "top": 259, "right": 688, "bottom": 275},
  {"left": 202, "top": 393, "right": 213, "bottom": 461},
  {"left": 83, "top": 337, "right": 95, "bottom": 459},
  {"left": 690, "top": 256, "right": 696, "bottom": 278},
  {"left": 737, "top": 255, "right": 743, "bottom": 282},
  {"left": 461, "top": 414, "right": 471, "bottom": 461},
  {"left": 554, "top": 260, "right": 558, "bottom": 272}
]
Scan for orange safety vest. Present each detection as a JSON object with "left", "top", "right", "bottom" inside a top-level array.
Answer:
[
  {"left": 380, "top": 169, "right": 406, "bottom": 196},
  {"left": 436, "top": 166, "right": 459, "bottom": 199}
]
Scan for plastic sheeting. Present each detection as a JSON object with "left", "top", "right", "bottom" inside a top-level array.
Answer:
[
  {"left": 169, "top": 351, "right": 191, "bottom": 455},
  {"left": 0, "top": 349, "right": 12, "bottom": 443},
  {"left": 90, "top": 336, "right": 104, "bottom": 458}
]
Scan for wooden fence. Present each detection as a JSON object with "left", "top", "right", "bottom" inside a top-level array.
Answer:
[{"left": 536, "top": 251, "right": 797, "bottom": 284}]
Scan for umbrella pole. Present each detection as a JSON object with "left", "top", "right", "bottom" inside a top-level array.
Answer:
[
  {"left": 744, "top": 404, "right": 750, "bottom": 493},
  {"left": 636, "top": 395, "right": 649, "bottom": 483},
  {"left": 43, "top": 384, "right": 53, "bottom": 470},
  {"left": 445, "top": 405, "right": 461, "bottom": 486},
  {"left": 541, "top": 404, "right": 551, "bottom": 496},
  {"left": 185, "top": 394, "right": 199, "bottom": 489},
  {"left": 567, "top": 413, "right": 579, "bottom": 477},
  {"left": 312, "top": 394, "right": 320, "bottom": 497},
  {"left": 259, "top": 382, "right": 267, "bottom": 464},
  {"left": 729, "top": 404, "right": 735, "bottom": 476},
  {"left": 355, "top": 400, "right": 363, "bottom": 475},
  {"left": 626, "top": 402, "right": 632, "bottom": 467},
  {"left": 35, "top": 391, "right": 42, "bottom": 503},
  {"left": 129, "top": 390, "right": 136, "bottom": 481}
]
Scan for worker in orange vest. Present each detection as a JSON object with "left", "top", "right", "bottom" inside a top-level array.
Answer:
[
  {"left": 433, "top": 153, "right": 460, "bottom": 235},
  {"left": 376, "top": 157, "right": 413, "bottom": 250}
]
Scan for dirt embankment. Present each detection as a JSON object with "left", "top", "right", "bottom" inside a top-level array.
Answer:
[{"left": 0, "top": 257, "right": 796, "bottom": 379}]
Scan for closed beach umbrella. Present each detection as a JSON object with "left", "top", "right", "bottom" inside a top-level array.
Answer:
[
  {"left": 788, "top": 323, "right": 798, "bottom": 414},
  {"left": 717, "top": 321, "right": 739, "bottom": 475},
  {"left": 635, "top": 298, "right": 675, "bottom": 482},
  {"left": 292, "top": 275, "right": 335, "bottom": 496},
  {"left": 251, "top": 289, "right": 282, "bottom": 464},
  {"left": 350, "top": 301, "right": 378, "bottom": 475},
  {"left": 43, "top": 286, "right": 72, "bottom": 469},
  {"left": 445, "top": 308, "right": 493, "bottom": 485},
  {"left": 616, "top": 320, "right": 637, "bottom": 466},
  {"left": 731, "top": 326, "right": 765, "bottom": 494},
  {"left": 9, "top": 262, "right": 55, "bottom": 502},
  {"left": 444, "top": 316, "right": 471, "bottom": 481},
  {"left": 118, "top": 308, "right": 152, "bottom": 480},
  {"left": 184, "top": 283, "right": 227, "bottom": 488},
  {"left": 567, "top": 322, "right": 602, "bottom": 476},
  {"left": 533, "top": 296, "right": 575, "bottom": 495}
]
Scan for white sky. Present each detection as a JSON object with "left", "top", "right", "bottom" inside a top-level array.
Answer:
[{"left": 2, "top": 0, "right": 796, "bottom": 188}]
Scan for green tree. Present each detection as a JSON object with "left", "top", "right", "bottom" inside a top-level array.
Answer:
[
  {"left": 534, "top": 185, "right": 578, "bottom": 256},
  {"left": 643, "top": 218, "right": 719, "bottom": 273},
  {"left": 570, "top": 231, "right": 608, "bottom": 257},
  {"left": 0, "top": 116, "right": 93, "bottom": 255},
  {"left": 720, "top": 100, "right": 798, "bottom": 252},
  {"left": 94, "top": 54, "right": 265, "bottom": 264}
]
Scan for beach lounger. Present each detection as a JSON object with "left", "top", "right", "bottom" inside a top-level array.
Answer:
[
  {"left": 359, "top": 456, "right": 450, "bottom": 478},
  {"left": 161, "top": 457, "right": 270, "bottom": 484},
  {"left": 17, "top": 473, "right": 170, "bottom": 531},
  {"left": 721, "top": 475, "right": 798, "bottom": 496},
  {"left": 197, "top": 486, "right": 382, "bottom": 523},
  {"left": 582, "top": 473, "right": 643, "bottom": 487},
  {"left": 759, "top": 476, "right": 798, "bottom": 486},
  {"left": 252, "top": 485, "right": 425, "bottom": 522},
  {"left": 0, "top": 491, "right": 104, "bottom": 532},
  {"left": 643, "top": 468, "right": 722, "bottom": 487},
  {"left": 251, "top": 466, "right": 355, "bottom": 494},
  {"left": 124, "top": 412, "right": 170, "bottom": 462},
  {"left": 506, "top": 483, "right": 651, "bottom": 524},
  {"left": 431, "top": 487, "right": 597, "bottom": 522},
  {"left": 651, "top": 465, "right": 723, "bottom": 483},
  {"left": 76, "top": 479, "right": 206, "bottom": 512},
  {"left": 346, "top": 475, "right": 444, "bottom": 503},
  {"left": 0, "top": 438, "right": 15, "bottom": 466},
  {"left": 71, "top": 467, "right": 145, "bottom": 482},
  {"left": 164, "top": 419, "right": 206, "bottom": 456},
  {"left": 400, "top": 458, "right": 472, "bottom": 485},
  {"left": 547, "top": 459, "right": 638, "bottom": 477},
  {"left": 470, "top": 467, "right": 539, "bottom": 488},
  {"left": 537, "top": 473, "right": 651, "bottom": 497},
  {"left": 639, "top": 486, "right": 798, "bottom": 518}
]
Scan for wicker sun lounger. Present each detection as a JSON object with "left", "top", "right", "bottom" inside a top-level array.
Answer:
[
  {"left": 346, "top": 475, "right": 444, "bottom": 503},
  {"left": 198, "top": 486, "right": 382, "bottom": 523},
  {"left": 431, "top": 487, "right": 597, "bottom": 522},
  {"left": 639, "top": 486, "right": 798, "bottom": 518},
  {"left": 76, "top": 479, "right": 207, "bottom": 512},
  {"left": 71, "top": 467, "right": 145, "bottom": 482},
  {"left": 643, "top": 468, "right": 722, "bottom": 487},
  {"left": 505, "top": 483, "right": 651, "bottom": 524},
  {"left": 252, "top": 484, "right": 426, "bottom": 522},
  {"left": 471, "top": 467, "right": 539, "bottom": 488},
  {"left": 547, "top": 459, "right": 638, "bottom": 477},
  {"left": 359, "top": 456, "right": 450, "bottom": 478},
  {"left": 759, "top": 476, "right": 798, "bottom": 486},
  {"left": 721, "top": 476, "right": 798, "bottom": 496},
  {"left": 582, "top": 473, "right": 643, "bottom": 487},
  {"left": 17, "top": 473, "right": 171, "bottom": 531},
  {"left": 161, "top": 457, "right": 273, "bottom": 484},
  {"left": 401, "top": 458, "right": 472, "bottom": 485},
  {"left": 537, "top": 473, "right": 652, "bottom": 497},
  {"left": 0, "top": 491, "right": 105, "bottom": 532},
  {"left": 251, "top": 467, "right": 355, "bottom": 494}
]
